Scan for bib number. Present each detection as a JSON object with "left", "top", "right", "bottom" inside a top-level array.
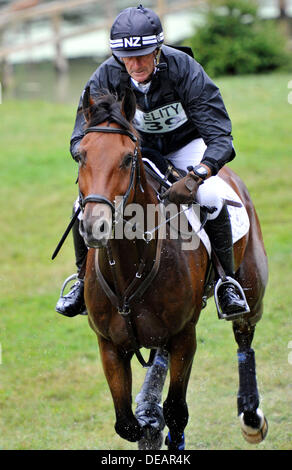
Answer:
[{"left": 133, "top": 102, "right": 188, "bottom": 134}]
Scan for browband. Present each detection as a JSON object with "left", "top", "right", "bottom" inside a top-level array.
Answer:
[{"left": 84, "top": 126, "right": 137, "bottom": 143}]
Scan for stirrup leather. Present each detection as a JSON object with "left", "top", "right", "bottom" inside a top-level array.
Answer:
[{"left": 214, "top": 276, "right": 250, "bottom": 321}]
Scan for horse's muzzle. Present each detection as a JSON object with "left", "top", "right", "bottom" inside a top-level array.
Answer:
[{"left": 80, "top": 203, "right": 113, "bottom": 248}]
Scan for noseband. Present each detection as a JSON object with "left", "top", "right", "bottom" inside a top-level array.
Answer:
[{"left": 79, "top": 126, "right": 139, "bottom": 214}]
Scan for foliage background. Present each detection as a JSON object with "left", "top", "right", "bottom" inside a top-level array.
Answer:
[{"left": 186, "top": 0, "right": 291, "bottom": 76}]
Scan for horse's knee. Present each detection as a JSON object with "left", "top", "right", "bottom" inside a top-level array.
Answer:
[
  {"left": 197, "top": 178, "right": 223, "bottom": 220},
  {"left": 115, "top": 416, "right": 143, "bottom": 442}
]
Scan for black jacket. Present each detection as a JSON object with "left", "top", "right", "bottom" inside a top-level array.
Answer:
[{"left": 70, "top": 45, "right": 235, "bottom": 175}]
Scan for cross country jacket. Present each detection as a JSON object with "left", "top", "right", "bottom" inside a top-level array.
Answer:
[{"left": 70, "top": 45, "right": 235, "bottom": 175}]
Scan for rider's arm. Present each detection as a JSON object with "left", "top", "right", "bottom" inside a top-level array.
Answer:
[{"left": 176, "top": 57, "right": 235, "bottom": 176}]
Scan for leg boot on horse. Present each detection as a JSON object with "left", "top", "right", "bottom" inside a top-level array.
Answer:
[
  {"left": 55, "top": 210, "right": 88, "bottom": 317},
  {"left": 233, "top": 321, "right": 268, "bottom": 443}
]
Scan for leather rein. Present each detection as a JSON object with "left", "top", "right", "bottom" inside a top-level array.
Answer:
[{"left": 80, "top": 125, "right": 161, "bottom": 368}]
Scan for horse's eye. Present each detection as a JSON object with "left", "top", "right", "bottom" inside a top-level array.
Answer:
[{"left": 121, "top": 154, "right": 133, "bottom": 169}]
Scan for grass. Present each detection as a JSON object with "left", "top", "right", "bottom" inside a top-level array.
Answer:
[{"left": 0, "top": 72, "right": 291, "bottom": 450}]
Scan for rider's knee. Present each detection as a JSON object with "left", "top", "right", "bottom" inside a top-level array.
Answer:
[{"left": 197, "top": 178, "right": 224, "bottom": 220}]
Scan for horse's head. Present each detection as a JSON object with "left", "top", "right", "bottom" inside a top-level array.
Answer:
[{"left": 77, "top": 87, "right": 139, "bottom": 248}]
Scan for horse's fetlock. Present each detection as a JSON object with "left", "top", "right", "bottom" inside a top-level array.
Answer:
[
  {"left": 115, "top": 417, "right": 143, "bottom": 442},
  {"left": 242, "top": 410, "right": 262, "bottom": 429},
  {"left": 237, "top": 392, "right": 259, "bottom": 415}
]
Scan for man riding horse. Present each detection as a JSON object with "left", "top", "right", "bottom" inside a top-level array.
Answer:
[{"left": 56, "top": 4, "right": 247, "bottom": 319}]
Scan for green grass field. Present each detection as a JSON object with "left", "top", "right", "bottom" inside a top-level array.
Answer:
[{"left": 0, "top": 72, "right": 291, "bottom": 450}]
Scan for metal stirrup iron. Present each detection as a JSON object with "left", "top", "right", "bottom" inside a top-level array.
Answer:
[{"left": 212, "top": 251, "right": 250, "bottom": 321}]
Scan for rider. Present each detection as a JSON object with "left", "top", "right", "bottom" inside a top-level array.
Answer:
[{"left": 56, "top": 4, "right": 248, "bottom": 319}]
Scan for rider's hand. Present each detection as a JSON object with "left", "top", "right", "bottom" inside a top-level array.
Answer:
[{"left": 161, "top": 172, "right": 203, "bottom": 205}]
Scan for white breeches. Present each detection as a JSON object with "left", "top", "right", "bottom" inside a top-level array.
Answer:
[{"left": 166, "top": 138, "right": 224, "bottom": 220}]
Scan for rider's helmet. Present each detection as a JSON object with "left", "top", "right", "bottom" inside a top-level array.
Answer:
[{"left": 110, "top": 4, "right": 164, "bottom": 58}]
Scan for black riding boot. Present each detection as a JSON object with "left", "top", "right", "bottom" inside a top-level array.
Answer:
[
  {"left": 55, "top": 210, "right": 88, "bottom": 317},
  {"left": 205, "top": 204, "right": 248, "bottom": 318}
]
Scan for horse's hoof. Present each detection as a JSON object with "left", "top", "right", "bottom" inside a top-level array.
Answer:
[{"left": 239, "top": 408, "right": 268, "bottom": 444}]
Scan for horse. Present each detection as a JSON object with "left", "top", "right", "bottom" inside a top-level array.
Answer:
[{"left": 76, "top": 86, "right": 268, "bottom": 450}]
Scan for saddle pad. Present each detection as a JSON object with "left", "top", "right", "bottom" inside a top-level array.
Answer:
[{"left": 143, "top": 158, "right": 250, "bottom": 257}]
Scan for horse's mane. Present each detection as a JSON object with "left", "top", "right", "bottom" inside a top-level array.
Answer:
[{"left": 84, "top": 91, "right": 134, "bottom": 133}]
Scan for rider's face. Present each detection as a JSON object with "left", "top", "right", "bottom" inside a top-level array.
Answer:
[{"left": 121, "top": 52, "right": 156, "bottom": 83}]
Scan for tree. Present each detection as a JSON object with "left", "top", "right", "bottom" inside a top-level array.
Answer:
[{"left": 186, "top": 0, "right": 290, "bottom": 76}]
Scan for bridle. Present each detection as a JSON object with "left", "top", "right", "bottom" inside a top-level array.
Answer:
[{"left": 79, "top": 125, "right": 140, "bottom": 215}]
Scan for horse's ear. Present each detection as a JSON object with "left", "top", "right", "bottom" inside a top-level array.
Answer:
[
  {"left": 121, "top": 87, "right": 136, "bottom": 123},
  {"left": 82, "top": 85, "right": 94, "bottom": 122}
]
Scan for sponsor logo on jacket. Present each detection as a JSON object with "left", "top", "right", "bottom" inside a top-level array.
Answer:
[{"left": 133, "top": 101, "right": 188, "bottom": 133}]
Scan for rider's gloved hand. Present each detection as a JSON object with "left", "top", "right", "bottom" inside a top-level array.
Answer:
[{"left": 161, "top": 171, "right": 203, "bottom": 205}]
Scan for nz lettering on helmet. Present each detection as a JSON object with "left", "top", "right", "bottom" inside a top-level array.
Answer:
[{"left": 110, "top": 4, "right": 164, "bottom": 58}]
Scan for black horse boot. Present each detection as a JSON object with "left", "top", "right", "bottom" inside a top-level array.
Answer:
[
  {"left": 56, "top": 211, "right": 88, "bottom": 317},
  {"left": 205, "top": 204, "right": 248, "bottom": 319}
]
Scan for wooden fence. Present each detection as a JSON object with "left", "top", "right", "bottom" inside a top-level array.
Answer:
[{"left": 0, "top": 0, "right": 197, "bottom": 65}]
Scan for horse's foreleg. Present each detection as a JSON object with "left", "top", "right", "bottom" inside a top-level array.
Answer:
[
  {"left": 97, "top": 335, "right": 143, "bottom": 442},
  {"left": 135, "top": 348, "right": 169, "bottom": 450},
  {"left": 163, "top": 323, "right": 196, "bottom": 450}
]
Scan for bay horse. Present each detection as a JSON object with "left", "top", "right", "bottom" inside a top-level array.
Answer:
[{"left": 77, "top": 86, "right": 268, "bottom": 449}]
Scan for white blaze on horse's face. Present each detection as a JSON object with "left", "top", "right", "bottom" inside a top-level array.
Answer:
[
  {"left": 92, "top": 203, "right": 113, "bottom": 245},
  {"left": 80, "top": 203, "right": 113, "bottom": 248}
]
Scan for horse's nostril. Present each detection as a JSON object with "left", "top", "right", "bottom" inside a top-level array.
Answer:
[{"left": 93, "top": 219, "right": 111, "bottom": 239}]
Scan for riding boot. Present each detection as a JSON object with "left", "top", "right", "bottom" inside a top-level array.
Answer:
[
  {"left": 204, "top": 204, "right": 248, "bottom": 317},
  {"left": 55, "top": 210, "right": 88, "bottom": 317}
]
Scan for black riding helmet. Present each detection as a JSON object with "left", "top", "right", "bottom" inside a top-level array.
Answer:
[{"left": 110, "top": 4, "right": 164, "bottom": 58}]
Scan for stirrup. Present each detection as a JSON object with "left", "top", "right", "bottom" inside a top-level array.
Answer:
[
  {"left": 214, "top": 276, "right": 250, "bottom": 321},
  {"left": 60, "top": 273, "right": 79, "bottom": 297},
  {"left": 59, "top": 273, "right": 87, "bottom": 316}
]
